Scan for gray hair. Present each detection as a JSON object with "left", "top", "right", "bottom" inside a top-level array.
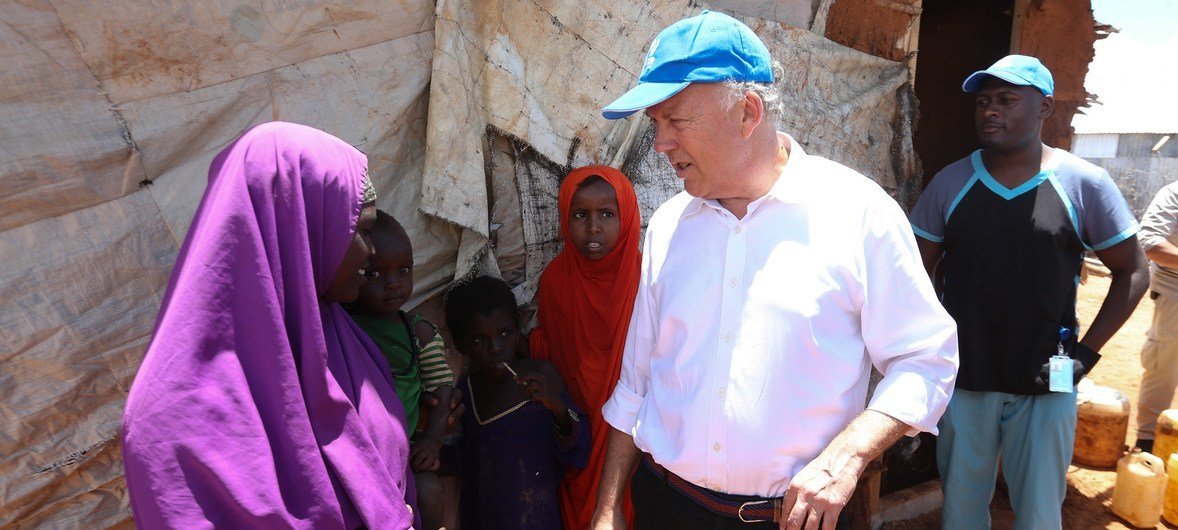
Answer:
[{"left": 722, "top": 59, "right": 785, "bottom": 121}]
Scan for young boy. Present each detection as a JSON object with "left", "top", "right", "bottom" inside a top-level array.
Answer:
[
  {"left": 347, "top": 210, "right": 457, "bottom": 529},
  {"left": 444, "top": 276, "right": 589, "bottom": 530}
]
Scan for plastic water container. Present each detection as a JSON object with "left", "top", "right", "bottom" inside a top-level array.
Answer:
[
  {"left": 1164, "top": 453, "right": 1178, "bottom": 525},
  {"left": 1112, "top": 449, "right": 1168, "bottom": 528},
  {"left": 1154, "top": 409, "right": 1178, "bottom": 465},
  {"left": 1073, "top": 379, "right": 1130, "bottom": 468}
]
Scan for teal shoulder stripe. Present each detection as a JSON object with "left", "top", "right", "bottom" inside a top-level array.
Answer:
[
  {"left": 1092, "top": 224, "right": 1140, "bottom": 251},
  {"left": 911, "top": 224, "right": 943, "bottom": 243},
  {"left": 1045, "top": 174, "right": 1087, "bottom": 249},
  {"left": 944, "top": 151, "right": 986, "bottom": 223}
]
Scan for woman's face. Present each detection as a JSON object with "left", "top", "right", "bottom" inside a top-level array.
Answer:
[{"left": 323, "top": 204, "right": 377, "bottom": 303}]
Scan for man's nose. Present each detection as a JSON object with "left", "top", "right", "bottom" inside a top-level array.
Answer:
[
  {"left": 652, "top": 125, "right": 676, "bottom": 153},
  {"left": 587, "top": 216, "right": 603, "bottom": 234}
]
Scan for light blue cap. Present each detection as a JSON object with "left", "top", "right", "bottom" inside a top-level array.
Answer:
[
  {"left": 601, "top": 10, "right": 774, "bottom": 120},
  {"left": 962, "top": 54, "right": 1054, "bottom": 96}
]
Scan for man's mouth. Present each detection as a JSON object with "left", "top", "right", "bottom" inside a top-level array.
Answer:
[{"left": 674, "top": 161, "right": 692, "bottom": 172}]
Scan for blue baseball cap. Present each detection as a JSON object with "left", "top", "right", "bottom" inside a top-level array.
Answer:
[
  {"left": 962, "top": 54, "right": 1054, "bottom": 96},
  {"left": 601, "top": 10, "right": 774, "bottom": 120}
]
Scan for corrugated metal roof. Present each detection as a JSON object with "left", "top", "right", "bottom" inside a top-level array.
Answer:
[{"left": 1072, "top": 112, "right": 1178, "bottom": 135}]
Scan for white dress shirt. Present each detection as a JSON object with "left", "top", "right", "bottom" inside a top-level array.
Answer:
[{"left": 602, "top": 135, "right": 959, "bottom": 497}]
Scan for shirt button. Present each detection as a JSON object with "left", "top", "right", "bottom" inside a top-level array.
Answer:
[
  {"left": 723, "top": 333, "right": 731, "bottom": 342},
  {"left": 717, "top": 389, "right": 725, "bottom": 398},
  {"left": 713, "top": 442, "right": 722, "bottom": 452},
  {"left": 734, "top": 226, "right": 742, "bottom": 234},
  {"left": 728, "top": 279, "right": 736, "bottom": 287}
]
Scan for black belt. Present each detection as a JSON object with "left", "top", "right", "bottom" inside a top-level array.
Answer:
[{"left": 641, "top": 453, "right": 782, "bottom": 523}]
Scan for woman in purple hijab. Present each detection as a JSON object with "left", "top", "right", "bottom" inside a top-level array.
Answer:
[{"left": 122, "top": 122, "right": 416, "bottom": 529}]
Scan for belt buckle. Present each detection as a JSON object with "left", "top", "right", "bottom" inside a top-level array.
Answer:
[{"left": 737, "top": 500, "right": 770, "bottom": 523}]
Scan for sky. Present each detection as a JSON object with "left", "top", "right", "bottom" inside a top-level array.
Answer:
[{"left": 1070, "top": 0, "right": 1178, "bottom": 133}]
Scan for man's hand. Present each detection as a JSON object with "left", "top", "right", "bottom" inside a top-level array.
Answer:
[
  {"left": 781, "top": 448, "right": 859, "bottom": 530},
  {"left": 781, "top": 410, "right": 909, "bottom": 530}
]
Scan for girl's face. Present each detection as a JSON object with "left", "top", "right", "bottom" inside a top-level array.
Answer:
[
  {"left": 324, "top": 205, "right": 376, "bottom": 303},
  {"left": 456, "top": 308, "right": 520, "bottom": 376},
  {"left": 567, "top": 179, "right": 621, "bottom": 261},
  {"left": 353, "top": 229, "right": 414, "bottom": 316}
]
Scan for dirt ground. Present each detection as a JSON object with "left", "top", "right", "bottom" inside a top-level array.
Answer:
[{"left": 885, "top": 272, "right": 1175, "bottom": 530}]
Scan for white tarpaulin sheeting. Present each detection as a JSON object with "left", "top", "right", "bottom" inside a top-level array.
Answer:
[
  {"left": 423, "top": 0, "right": 916, "bottom": 303},
  {"left": 1, "top": 1, "right": 447, "bottom": 526},
  {"left": 1, "top": 0, "right": 918, "bottom": 526}
]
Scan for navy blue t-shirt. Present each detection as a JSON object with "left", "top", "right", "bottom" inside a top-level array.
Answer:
[{"left": 910, "top": 149, "right": 1138, "bottom": 395}]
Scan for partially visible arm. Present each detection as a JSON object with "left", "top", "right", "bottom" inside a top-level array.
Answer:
[
  {"left": 915, "top": 238, "right": 943, "bottom": 295},
  {"left": 782, "top": 410, "right": 908, "bottom": 530},
  {"left": 590, "top": 427, "right": 642, "bottom": 530},
  {"left": 1140, "top": 185, "right": 1178, "bottom": 269},
  {"left": 419, "top": 385, "right": 453, "bottom": 442},
  {"left": 1084, "top": 236, "right": 1150, "bottom": 352},
  {"left": 1145, "top": 240, "right": 1178, "bottom": 269}
]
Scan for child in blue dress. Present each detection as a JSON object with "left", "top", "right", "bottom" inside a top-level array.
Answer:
[{"left": 444, "top": 276, "right": 589, "bottom": 529}]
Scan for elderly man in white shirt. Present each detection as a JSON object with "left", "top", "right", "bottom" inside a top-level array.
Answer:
[{"left": 590, "top": 11, "right": 959, "bottom": 530}]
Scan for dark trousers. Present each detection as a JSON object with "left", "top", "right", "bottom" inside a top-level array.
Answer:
[{"left": 631, "top": 459, "right": 851, "bottom": 530}]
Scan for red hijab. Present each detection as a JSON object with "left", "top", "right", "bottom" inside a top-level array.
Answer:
[{"left": 531, "top": 165, "right": 640, "bottom": 529}]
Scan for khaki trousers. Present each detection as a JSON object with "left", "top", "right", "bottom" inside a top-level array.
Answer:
[{"left": 1136, "top": 292, "right": 1178, "bottom": 440}]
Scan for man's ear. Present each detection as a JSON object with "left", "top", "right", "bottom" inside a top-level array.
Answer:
[
  {"left": 1041, "top": 94, "right": 1055, "bottom": 120},
  {"left": 741, "top": 90, "right": 764, "bottom": 139}
]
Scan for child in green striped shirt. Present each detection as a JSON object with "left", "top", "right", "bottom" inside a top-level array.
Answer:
[{"left": 348, "top": 210, "right": 457, "bottom": 529}]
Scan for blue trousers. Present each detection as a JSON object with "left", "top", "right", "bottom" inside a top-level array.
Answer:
[{"left": 937, "top": 389, "right": 1076, "bottom": 530}]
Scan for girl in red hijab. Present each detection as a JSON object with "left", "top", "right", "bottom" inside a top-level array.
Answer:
[{"left": 530, "top": 165, "right": 641, "bottom": 529}]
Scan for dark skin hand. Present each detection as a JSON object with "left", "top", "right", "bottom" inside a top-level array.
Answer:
[
  {"left": 507, "top": 358, "right": 574, "bottom": 435},
  {"left": 421, "top": 386, "right": 465, "bottom": 432},
  {"left": 411, "top": 384, "right": 454, "bottom": 472}
]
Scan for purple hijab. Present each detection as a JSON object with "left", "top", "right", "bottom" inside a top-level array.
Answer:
[{"left": 122, "top": 122, "right": 415, "bottom": 529}]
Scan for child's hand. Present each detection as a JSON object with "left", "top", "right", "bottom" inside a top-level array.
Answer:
[
  {"left": 410, "top": 436, "right": 443, "bottom": 472},
  {"left": 421, "top": 387, "right": 465, "bottom": 430},
  {"left": 510, "top": 360, "right": 567, "bottom": 413}
]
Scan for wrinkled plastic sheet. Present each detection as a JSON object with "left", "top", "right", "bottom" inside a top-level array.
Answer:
[
  {"left": 422, "top": 0, "right": 916, "bottom": 304},
  {"left": 0, "top": 0, "right": 445, "bottom": 526}
]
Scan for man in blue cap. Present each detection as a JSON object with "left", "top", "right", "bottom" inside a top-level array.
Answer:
[
  {"left": 593, "top": 11, "right": 960, "bottom": 530},
  {"left": 910, "top": 55, "right": 1149, "bottom": 529}
]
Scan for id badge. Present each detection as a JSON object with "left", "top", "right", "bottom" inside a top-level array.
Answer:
[{"left": 1048, "top": 355, "right": 1074, "bottom": 393}]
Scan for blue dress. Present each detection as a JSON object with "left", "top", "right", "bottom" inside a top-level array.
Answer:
[{"left": 459, "top": 378, "right": 590, "bottom": 529}]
